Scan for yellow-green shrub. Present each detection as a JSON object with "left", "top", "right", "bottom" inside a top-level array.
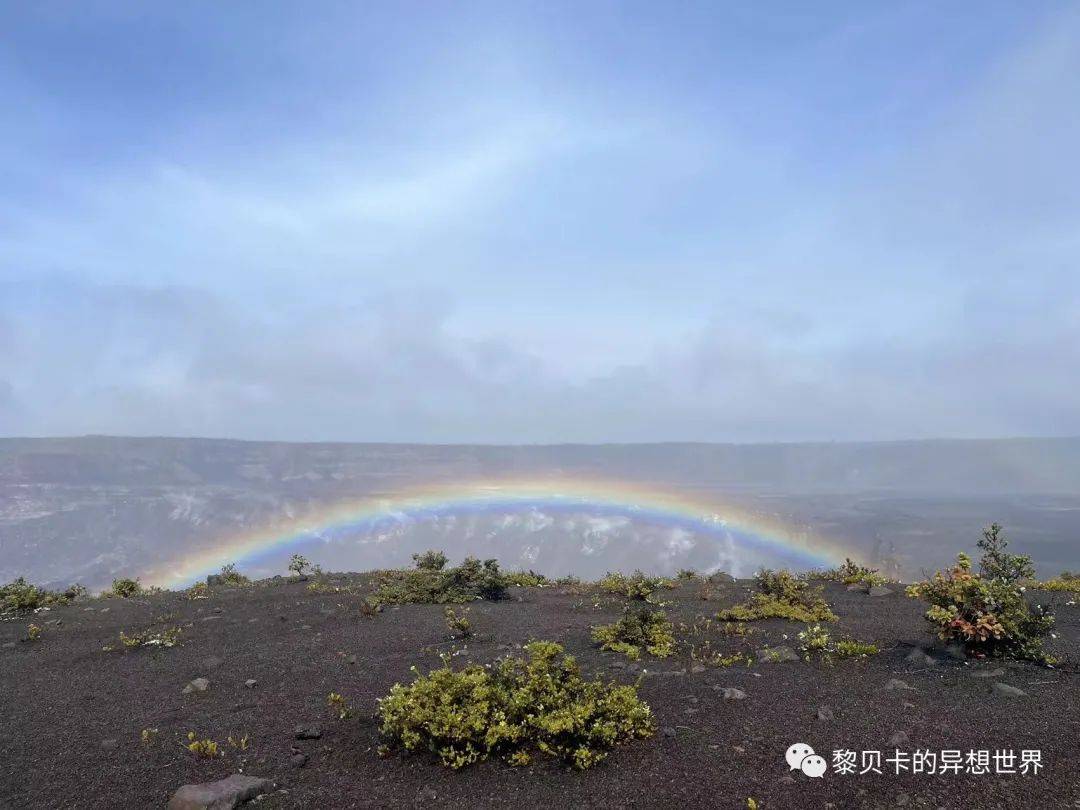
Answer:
[
  {"left": 1, "top": 578, "right": 86, "bottom": 614},
  {"left": 377, "top": 641, "right": 654, "bottom": 769},
  {"left": 598, "top": 571, "right": 675, "bottom": 601},
  {"left": 716, "top": 569, "right": 836, "bottom": 623},
  {"left": 592, "top": 608, "right": 675, "bottom": 659},
  {"left": 373, "top": 557, "right": 508, "bottom": 605}
]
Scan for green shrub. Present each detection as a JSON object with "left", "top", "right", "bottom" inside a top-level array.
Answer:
[
  {"left": 106, "top": 578, "right": 143, "bottom": 598},
  {"left": 797, "top": 624, "right": 831, "bottom": 656},
  {"left": 809, "top": 558, "right": 892, "bottom": 588},
  {"left": 1, "top": 577, "right": 86, "bottom": 615},
  {"left": 833, "top": 640, "right": 880, "bottom": 658},
  {"left": 114, "top": 626, "right": 182, "bottom": 650},
  {"left": 1036, "top": 572, "right": 1080, "bottom": 592},
  {"left": 216, "top": 563, "right": 250, "bottom": 587},
  {"left": 906, "top": 527, "right": 1053, "bottom": 664},
  {"left": 796, "top": 625, "right": 879, "bottom": 661},
  {"left": 412, "top": 549, "right": 449, "bottom": 571},
  {"left": 598, "top": 571, "right": 675, "bottom": 601},
  {"left": 444, "top": 606, "right": 473, "bottom": 639},
  {"left": 377, "top": 641, "right": 654, "bottom": 769},
  {"left": 675, "top": 569, "right": 699, "bottom": 581},
  {"left": 977, "top": 523, "right": 1035, "bottom": 583},
  {"left": 327, "top": 692, "right": 354, "bottom": 720},
  {"left": 716, "top": 569, "right": 837, "bottom": 623},
  {"left": 373, "top": 557, "right": 508, "bottom": 605},
  {"left": 289, "top": 553, "right": 312, "bottom": 577},
  {"left": 505, "top": 570, "right": 549, "bottom": 587},
  {"left": 592, "top": 607, "right": 676, "bottom": 660}
]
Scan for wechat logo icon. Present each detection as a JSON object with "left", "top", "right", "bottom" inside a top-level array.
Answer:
[{"left": 785, "top": 742, "right": 827, "bottom": 778}]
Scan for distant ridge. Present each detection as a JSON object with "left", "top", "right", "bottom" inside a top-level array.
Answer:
[{"left": 3, "top": 434, "right": 1080, "bottom": 494}]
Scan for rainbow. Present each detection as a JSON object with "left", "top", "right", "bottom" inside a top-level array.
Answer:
[{"left": 142, "top": 477, "right": 858, "bottom": 588}]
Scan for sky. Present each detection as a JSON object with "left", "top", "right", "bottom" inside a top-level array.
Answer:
[{"left": 2, "top": 1, "right": 1079, "bottom": 443}]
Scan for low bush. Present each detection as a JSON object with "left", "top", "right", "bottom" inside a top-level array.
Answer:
[
  {"left": 105, "top": 577, "right": 143, "bottom": 599},
  {"left": 327, "top": 692, "right": 354, "bottom": 720},
  {"left": 716, "top": 569, "right": 837, "bottom": 623},
  {"left": 444, "top": 606, "right": 473, "bottom": 639},
  {"left": 1, "top": 578, "right": 86, "bottom": 615},
  {"left": 289, "top": 553, "right": 312, "bottom": 577},
  {"left": 906, "top": 525, "right": 1053, "bottom": 664},
  {"left": 598, "top": 571, "right": 675, "bottom": 601},
  {"left": 215, "top": 563, "right": 250, "bottom": 587},
  {"left": 675, "top": 569, "right": 700, "bottom": 581},
  {"left": 1036, "top": 572, "right": 1080, "bottom": 593},
  {"left": 377, "top": 640, "right": 654, "bottom": 769},
  {"left": 505, "top": 570, "right": 549, "bottom": 587},
  {"left": 809, "top": 558, "right": 892, "bottom": 588},
  {"left": 412, "top": 549, "right": 449, "bottom": 571},
  {"left": 113, "top": 626, "right": 182, "bottom": 650},
  {"left": 833, "top": 639, "right": 880, "bottom": 658},
  {"left": 184, "top": 732, "right": 220, "bottom": 759},
  {"left": 373, "top": 557, "right": 509, "bottom": 605},
  {"left": 185, "top": 582, "right": 210, "bottom": 600},
  {"left": 796, "top": 625, "right": 879, "bottom": 661},
  {"left": 591, "top": 607, "right": 676, "bottom": 660}
]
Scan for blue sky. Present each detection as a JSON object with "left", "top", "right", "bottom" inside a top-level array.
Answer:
[{"left": 2, "top": 2, "right": 1079, "bottom": 442}]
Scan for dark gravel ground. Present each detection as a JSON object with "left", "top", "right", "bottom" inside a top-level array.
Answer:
[{"left": 1, "top": 576, "right": 1078, "bottom": 809}]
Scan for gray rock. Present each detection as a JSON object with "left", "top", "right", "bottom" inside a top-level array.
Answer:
[
  {"left": 777, "top": 775, "right": 797, "bottom": 786},
  {"left": 816, "top": 706, "right": 834, "bottom": 721},
  {"left": 756, "top": 645, "right": 799, "bottom": 663},
  {"left": 970, "top": 667, "right": 1005, "bottom": 679},
  {"left": 721, "top": 687, "right": 748, "bottom": 700},
  {"left": 940, "top": 643, "right": 967, "bottom": 660},
  {"left": 100, "top": 739, "right": 118, "bottom": 750},
  {"left": 904, "top": 648, "right": 936, "bottom": 667},
  {"left": 992, "top": 682, "right": 1027, "bottom": 698},
  {"left": 244, "top": 679, "right": 257, "bottom": 689},
  {"left": 690, "top": 663, "right": 706, "bottom": 674},
  {"left": 167, "top": 774, "right": 274, "bottom": 810},
  {"left": 1, "top": 642, "right": 15, "bottom": 650},
  {"left": 883, "top": 678, "right": 915, "bottom": 691},
  {"left": 182, "top": 677, "right": 210, "bottom": 694},
  {"left": 868, "top": 585, "right": 894, "bottom": 597},
  {"left": 290, "top": 753, "right": 309, "bottom": 769},
  {"left": 661, "top": 727, "right": 677, "bottom": 738},
  {"left": 294, "top": 724, "right": 322, "bottom": 740},
  {"left": 888, "top": 730, "right": 910, "bottom": 747},
  {"left": 846, "top": 583, "right": 869, "bottom": 592}
]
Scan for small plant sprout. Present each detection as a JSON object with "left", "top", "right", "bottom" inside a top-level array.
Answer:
[
  {"left": 227, "top": 733, "right": 251, "bottom": 750},
  {"left": 117, "top": 626, "right": 182, "bottom": 650},
  {"left": 327, "top": 692, "right": 354, "bottom": 720},
  {"left": 141, "top": 728, "right": 159, "bottom": 745},
  {"left": 185, "top": 732, "right": 220, "bottom": 758},
  {"left": 444, "top": 606, "right": 473, "bottom": 639},
  {"left": 25, "top": 623, "right": 41, "bottom": 642}
]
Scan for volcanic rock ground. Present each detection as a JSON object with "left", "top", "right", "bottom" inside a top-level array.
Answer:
[{"left": 1, "top": 577, "right": 1079, "bottom": 809}]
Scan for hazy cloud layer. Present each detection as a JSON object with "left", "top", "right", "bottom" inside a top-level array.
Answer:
[{"left": 2, "top": 4, "right": 1079, "bottom": 442}]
